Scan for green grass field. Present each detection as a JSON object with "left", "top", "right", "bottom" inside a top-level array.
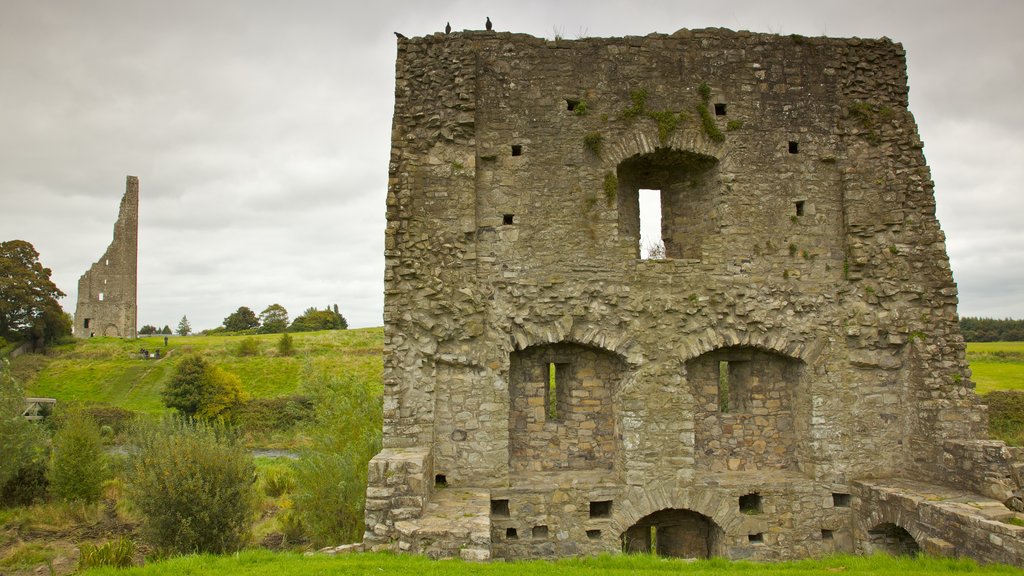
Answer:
[
  {"left": 78, "top": 550, "right": 1023, "bottom": 576},
  {"left": 13, "top": 328, "right": 383, "bottom": 414},
  {"left": 967, "top": 342, "right": 1024, "bottom": 394}
]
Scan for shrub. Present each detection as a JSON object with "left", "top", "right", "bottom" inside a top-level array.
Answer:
[
  {"left": 162, "top": 355, "right": 245, "bottom": 420},
  {"left": 1, "top": 460, "right": 48, "bottom": 507},
  {"left": 985, "top": 390, "right": 1024, "bottom": 446},
  {"left": 0, "top": 359, "right": 47, "bottom": 506},
  {"left": 277, "top": 333, "right": 295, "bottom": 356},
  {"left": 292, "top": 372, "right": 382, "bottom": 546},
  {"left": 78, "top": 536, "right": 136, "bottom": 570},
  {"left": 49, "top": 411, "right": 106, "bottom": 503},
  {"left": 234, "top": 395, "right": 314, "bottom": 434},
  {"left": 125, "top": 418, "right": 257, "bottom": 555},
  {"left": 237, "top": 337, "right": 260, "bottom": 357},
  {"left": 260, "top": 463, "right": 296, "bottom": 498}
]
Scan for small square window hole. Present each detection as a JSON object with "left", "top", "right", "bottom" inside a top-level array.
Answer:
[
  {"left": 586, "top": 529, "right": 601, "bottom": 540},
  {"left": 821, "top": 529, "right": 834, "bottom": 540},
  {"left": 739, "top": 493, "right": 762, "bottom": 514},
  {"left": 795, "top": 201, "right": 805, "bottom": 216},
  {"left": 788, "top": 141, "right": 799, "bottom": 154},
  {"left": 749, "top": 533, "right": 764, "bottom": 544},
  {"left": 506, "top": 527, "right": 518, "bottom": 539},
  {"left": 532, "top": 525, "right": 549, "bottom": 538},
  {"left": 491, "top": 499, "right": 510, "bottom": 517},
  {"left": 511, "top": 145, "right": 523, "bottom": 156},
  {"left": 566, "top": 99, "right": 580, "bottom": 111},
  {"left": 832, "top": 493, "right": 851, "bottom": 507},
  {"left": 714, "top": 103, "right": 727, "bottom": 116},
  {"left": 503, "top": 214, "right": 514, "bottom": 225},
  {"left": 589, "top": 500, "right": 612, "bottom": 519},
  {"left": 434, "top": 474, "right": 447, "bottom": 487}
]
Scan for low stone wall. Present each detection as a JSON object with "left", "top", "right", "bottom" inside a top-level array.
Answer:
[
  {"left": 940, "top": 440, "right": 1024, "bottom": 504},
  {"left": 363, "top": 447, "right": 432, "bottom": 549}
]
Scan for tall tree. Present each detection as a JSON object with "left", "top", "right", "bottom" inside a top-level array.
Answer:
[
  {"left": 258, "top": 304, "right": 289, "bottom": 334},
  {"left": 223, "top": 306, "right": 260, "bottom": 332},
  {"left": 0, "top": 240, "right": 68, "bottom": 343},
  {"left": 177, "top": 315, "right": 192, "bottom": 336},
  {"left": 290, "top": 305, "right": 348, "bottom": 332}
]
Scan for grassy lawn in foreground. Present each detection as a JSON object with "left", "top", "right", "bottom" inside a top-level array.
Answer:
[
  {"left": 78, "top": 550, "right": 1023, "bottom": 576},
  {"left": 967, "top": 342, "right": 1024, "bottom": 394}
]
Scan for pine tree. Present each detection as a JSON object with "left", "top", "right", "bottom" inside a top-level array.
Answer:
[{"left": 177, "top": 315, "right": 192, "bottom": 336}]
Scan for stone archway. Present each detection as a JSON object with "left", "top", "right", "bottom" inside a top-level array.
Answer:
[
  {"left": 866, "top": 522, "right": 919, "bottom": 556},
  {"left": 103, "top": 324, "right": 121, "bottom": 337},
  {"left": 621, "top": 508, "right": 725, "bottom": 559}
]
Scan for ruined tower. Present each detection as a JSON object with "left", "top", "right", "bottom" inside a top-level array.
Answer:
[
  {"left": 365, "top": 29, "right": 1024, "bottom": 564},
  {"left": 75, "top": 176, "right": 138, "bottom": 339}
]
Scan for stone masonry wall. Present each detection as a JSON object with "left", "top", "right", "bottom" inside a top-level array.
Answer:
[
  {"left": 367, "top": 28, "right": 1015, "bottom": 563},
  {"left": 75, "top": 176, "right": 138, "bottom": 339}
]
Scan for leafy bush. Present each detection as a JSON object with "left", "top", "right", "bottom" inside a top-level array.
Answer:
[
  {"left": 125, "top": 418, "right": 257, "bottom": 555},
  {"left": 234, "top": 395, "right": 314, "bottom": 434},
  {"left": 985, "top": 390, "right": 1024, "bottom": 445},
  {"left": 161, "top": 355, "right": 245, "bottom": 419},
  {"left": 237, "top": 337, "right": 260, "bottom": 357},
  {"left": 0, "top": 359, "right": 48, "bottom": 506},
  {"left": 49, "top": 411, "right": 106, "bottom": 503},
  {"left": 277, "top": 333, "right": 295, "bottom": 356},
  {"left": 1, "top": 460, "right": 48, "bottom": 507},
  {"left": 260, "top": 463, "right": 296, "bottom": 498},
  {"left": 292, "top": 371, "right": 382, "bottom": 546},
  {"left": 78, "top": 536, "right": 136, "bottom": 570}
]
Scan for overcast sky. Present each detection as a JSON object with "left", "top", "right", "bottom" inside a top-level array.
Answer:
[{"left": 1, "top": 0, "right": 1022, "bottom": 331}]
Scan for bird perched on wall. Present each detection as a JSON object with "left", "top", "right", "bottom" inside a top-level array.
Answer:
[
  {"left": 486, "top": 17, "right": 492, "bottom": 31},
  {"left": 394, "top": 31, "right": 406, "bottom": 39},
  {"left": 445, "top": 22, "right": 451, "bottom": 34}
]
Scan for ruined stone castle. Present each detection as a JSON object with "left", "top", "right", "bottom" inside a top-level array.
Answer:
[
  {"left": 363, "top": 29, "right": 1024, "bottom": 564},
  {"left": 75, "top": 176, "right": 138, "bottom": 339}
]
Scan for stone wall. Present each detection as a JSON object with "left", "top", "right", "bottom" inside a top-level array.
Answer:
[
  {"left": 74, "top": 176, "right": 138, "bottom": 339},
  {"left": 366, "top": 27, "right": 1019, "bottom": 563}
]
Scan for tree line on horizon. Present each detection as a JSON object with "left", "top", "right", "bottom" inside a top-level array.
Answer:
[{"left": 960, "top": 317, "right": 1024, "bottom": 342}]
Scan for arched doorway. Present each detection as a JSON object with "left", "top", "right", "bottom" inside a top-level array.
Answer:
[
  {"left": 621, "top": 508, "right": 724, "bottom": 559},
  {"left": 866, "top": 522, "right": 919, "bottom": 556}
]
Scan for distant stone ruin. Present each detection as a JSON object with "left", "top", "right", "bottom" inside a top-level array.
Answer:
[
  {"left": 75, "top": 176, "right": 138, "bottom": 339},
  {"left": 364, "top": 29, "right": 1024, "bottom": 564}
]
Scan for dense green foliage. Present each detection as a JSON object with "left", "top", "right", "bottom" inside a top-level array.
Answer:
[
  {"left": 236, "top": 337, "right": 260, "bottom": 356},
  {"left": 223, "top": 306, "right": 260, "bottom": 332},
  {"left": 77, "top": 550, "right": 1024, "bottom": 576},
  {"left": 177, "top": 315, "right": 192, "bottom": 336},
  {"left": 291, "top": 367, "right": 382, "bottom": 546},
  {"left": 961, "top": 317, "right": 1024, "bottom": 342},
  {"left": 289, "top": 305, "right": 347, "bottom": 332},
  {"left": 0, "top": 359, "right": 47, "bottom": 505},
  {"left": 139, "top": 324, "right": 158, "bottom": 335},
  {"left": 48, "top": 411, "right": 106, "bottom": 503},
  {"left": 277, "top": 332, "right": 294, "bottom": 356},
  {"left": 0, "top": 239, "right": 70, "bottom": 344},
  {"left": 984, "top": 390, "right": 1024, "bottom": 446},
  {"left": 78, "top": 537, "right": 137, "bottom": 570},
  {"left": 259, "top": 304, "right": 289, "bottom": 334},
  {"left": 161, "top": 355, "right": 245, "bottom": 419},
  {"left": 125, "top": 418, "right": 257, "bottom": 555}
]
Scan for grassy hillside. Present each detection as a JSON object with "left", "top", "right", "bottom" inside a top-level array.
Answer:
[
  {"left": 967, "top": 342, "right": 1024, "bottom": 395},
  {"left": 12, "top": 328, "right": 382, "bottom": 414},
  {"left": 78, "top": 550, "right": 1022, "bottom": 576}
]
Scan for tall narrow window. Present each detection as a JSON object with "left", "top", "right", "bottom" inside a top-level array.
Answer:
[
  {"left": 98, "top": 292, "right": 105, "bottom": 301},
  {"left": 639, "top": 189, "right": 664, "bottom": 259},
  {"left": 548, "top": 363, "right": 559, "bottom": 420},
  {"left": 718, "top": 361, "right": 730, "bottom": 412}
]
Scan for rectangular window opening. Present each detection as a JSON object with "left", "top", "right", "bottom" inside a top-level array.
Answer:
[
  {"left": 434, "top": 474, "right": 447, "bottom": 487},
  {"left": 511, "top": 144, "right": 523, "bottom": 156},
  {"left": 506, "top": 527, "right": 518, "bottom": 539},
  {"left": 714, "top": 103, "right": 727, "bottom": 116},
  {"left": 532, "top": 525, "right": 549, "bottom": 538},
  {"left": 83, "top": 318, "right": 91, "bottom": 329},
  {"left": 639, "top": 189, "right": 664, "bottom": 259},
  {"left": 98, "top": 292, "right": 105, "bottom": 301},
  {"left": 795, "top": 201, "right": 805, "bottom": 216},
  {"left": 749, "top": 533, "right": 764, "bottom": 544},
  {"left": 718, "top": 361, "right": 730, "bottom": 413},
  {"left": 586, "top": 529, "right": 601, "bottom": 540},
  {"left": 566, "top": 99, "right": 579, "bottom": 111},
  {"left": 503, "top": 214, "right": 514, "bottom": 225},
  {"left": 739, "top": 493, "right": 762, "bottom": 514},
  {"left": 788, "top": 141, "right": 799, "bottom": 154},
  {"left": 832, "top": 493, "right": 851, "bottom": 507},
  {"left": 821, "top": 529, "right": 834, "bottom": 540},
  {"left": 589, "top": 500, "right": 612, "bottom": 519},
  {"left": 491, "top": 499, "right": 510, "bottom": 517},
  {"left": 547, "top": 363, "right": 567, "bottom": 421}
]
